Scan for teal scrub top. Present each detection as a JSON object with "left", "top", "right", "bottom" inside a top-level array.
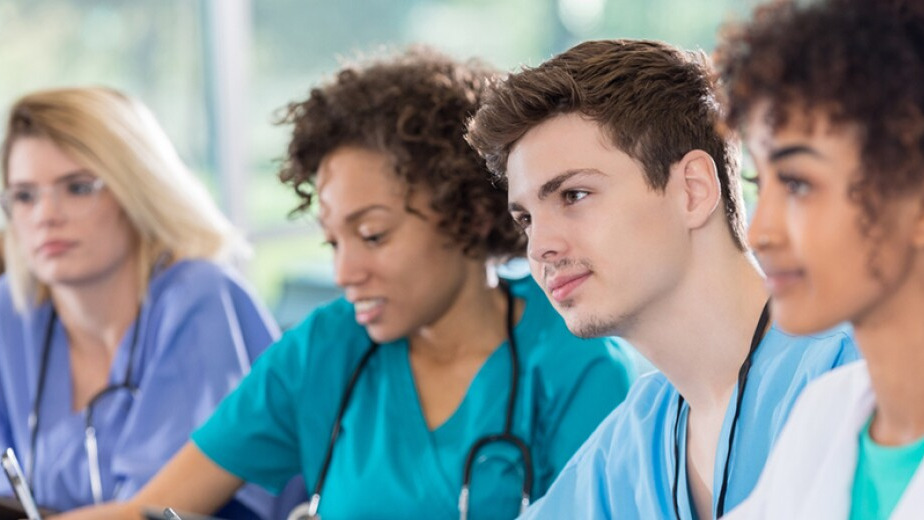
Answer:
[
  {"left": 192, "top": 275, "right": 636, "bottom": 520},
  {"left": 520, "top": 325, "right": 859, "bottom": 520},
  {"left": 849, "top": 419, "right": 924, "bottom": 520}
]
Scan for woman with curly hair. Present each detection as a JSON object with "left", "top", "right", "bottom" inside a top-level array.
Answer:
[
  {"left": 60, "top": 48, "right": 636, "bottom": 520},
  {"left": 717, "top": 0, "right": 924, "bottom": 517}
]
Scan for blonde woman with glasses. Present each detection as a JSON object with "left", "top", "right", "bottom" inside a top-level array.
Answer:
[{"left": 0, "top": 87, "right": 278, "bottom": 519}]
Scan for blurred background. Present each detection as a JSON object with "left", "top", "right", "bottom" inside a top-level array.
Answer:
[{"left": 0, "top": 0, "right": 760, "bottom": 329}]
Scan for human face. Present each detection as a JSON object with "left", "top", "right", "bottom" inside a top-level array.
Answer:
[
  {"left": 506, "top": 113, "right": 689, "bottom": 338},
  {"left": 5, "top": 137, "right": 138, "bottom": 290},
  {"left": 745, "top": 106, "right": 923, "bottom": 334},
  {"left": 317, "top": 146, "right": 475, "bottom": 343}
]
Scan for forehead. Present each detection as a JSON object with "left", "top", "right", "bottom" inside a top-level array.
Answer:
[
  {"left": 315, "top": 145, "right": 442, "bottom": 226},
  {"left": 506, "top": 113, "right": 634, "bottom": 200},
  {"left": 317, "top": 146, "right": 402, "bottom": 210},
  {"left": 744, "top": 103, "right": 861, "bottom": 160},
  {"left": 6, "top": 136, "right": 85, "bottom": 184}
]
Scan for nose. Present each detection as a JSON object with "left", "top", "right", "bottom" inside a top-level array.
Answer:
[
  {"left": 31, "top": 186, "right": 65, "bottom": 225},
  {"left": 526, "top": 212, "right": 569, "bottom": 264},
  {"left": 332, "top": 242, "right": 369, "bottom": 288},
  {"left": 747, "top": 181, "right": 785, "bottom": 252}
]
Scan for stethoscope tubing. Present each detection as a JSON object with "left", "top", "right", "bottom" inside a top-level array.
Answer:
[
  {"left": 671, "top": 301, "right": 770, "bottom": 519},
  {"left": 28, "top": 306, "right": 142, "bottom": 504},
  {"left": 303, "top": 281, "right": 533, "bottom": 520}
]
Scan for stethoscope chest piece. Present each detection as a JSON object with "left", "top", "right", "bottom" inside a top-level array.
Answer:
[{"left": 287, "top": 493, "right": 321, "bottom": 520}]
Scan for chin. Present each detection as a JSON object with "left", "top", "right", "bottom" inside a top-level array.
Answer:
[
  {"left": 364, "top": 324, "right": 404, "bottom": 345},
  {"left": 564, "top": 314, "right": 618, "bottom": 339}
]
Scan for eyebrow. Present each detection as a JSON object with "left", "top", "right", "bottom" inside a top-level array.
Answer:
[
  {"left": 508, "top": 168, "right": 605, "bottom": 213},
  {"left": 319, "top": 203, "right": 392, "bottom": 228},
  {"left": 7, "top": 169, "right": 95, "bottom": 187},
  {"left": 537, "top": 169, "right": 604, "bottom": 200},
  {"left": 768, "top": 145, "right": 824, "bottom": 162}
]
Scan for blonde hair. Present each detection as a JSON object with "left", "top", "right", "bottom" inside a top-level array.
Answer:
[{"left": 1, "top": 87, "right": 247, "bottom": 311}]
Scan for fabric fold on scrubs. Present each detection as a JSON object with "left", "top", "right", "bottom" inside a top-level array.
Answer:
[
  {"left": 519, "top": 324, "right": 859, "bottom": 520},
  {"left": 192, "top": 274, "right": 637, "bottom": 520},
  {"left": 0, "top": 260, "right": 279, "bottom": 517}
]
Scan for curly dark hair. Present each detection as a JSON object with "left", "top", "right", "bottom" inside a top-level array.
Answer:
[
  {"left": 466, "top": 39, "right": 746, "bottom": 251},
  {"left": 716, "top": 0, "right": 924, "bottom": 231},
  {"left": 278, "top": 47, "right": 525, "bottom": 260}
]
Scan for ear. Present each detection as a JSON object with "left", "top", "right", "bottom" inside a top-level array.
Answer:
[{"left": 673, "top": 149, "right": 721, "bottom": 230}]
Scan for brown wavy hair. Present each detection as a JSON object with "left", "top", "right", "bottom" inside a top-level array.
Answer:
[
  {"left": 466, "top": 39, "right": 746, "bottom": 251},
  {"left": 716, "top": 0, "right": 924, "bottom": 234},
  {"left": 277, "top": 47, "right": 525, "bottom": 260}
]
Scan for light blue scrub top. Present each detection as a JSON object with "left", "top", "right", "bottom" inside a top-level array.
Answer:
[
  {"left": 0, "top": 260, "right": 279, "bottom": 517},
  {"left": 192, "top": 274, "right": 637, "bottom": 520},
  {"left": 520, "top": 325, "right": 859, "bottom": 520}
]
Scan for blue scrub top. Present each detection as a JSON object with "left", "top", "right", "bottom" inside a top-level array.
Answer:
[
  {"left": 520, "top": 325, "right": 859, "bottom": 520},
  {"left": 0, "top": 260, "right": 279, "bottom": 517},
  {"left": 192, "top": 274, "right": 637, "bottom": 520}
]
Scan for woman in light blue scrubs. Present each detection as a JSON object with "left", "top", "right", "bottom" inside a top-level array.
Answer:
[
  {"left": 716, "top": 1, "right": 924, "bottom": 518},
  {"left": 60, "top": 48, "right": 636, "bottom": 520},
  {"left": 0, "top": 88, "right": 278, "bottom": 518}
]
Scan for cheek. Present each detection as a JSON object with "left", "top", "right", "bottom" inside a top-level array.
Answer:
[{"left": 97, "top": 208, "right": 137, "bottom": 257}]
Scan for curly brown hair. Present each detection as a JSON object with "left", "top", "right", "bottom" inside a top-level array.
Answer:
[
  {"left": 278, "top": 47, "right": 525, "bottom": 260},
  {"left": 716, "top": 0, "right": 924, "bottom": 230},
  {"left": 466, "top": 39, "right": 746, "bottom": 251}
]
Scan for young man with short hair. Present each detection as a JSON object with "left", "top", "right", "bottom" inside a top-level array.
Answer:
[{"left": 466, "top": 39, "right": 859, "bottom": 519}]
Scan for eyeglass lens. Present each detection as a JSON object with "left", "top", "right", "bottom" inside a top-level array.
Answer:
[{"left": 0, "top": 176, "right": 104, "bottom": 221}]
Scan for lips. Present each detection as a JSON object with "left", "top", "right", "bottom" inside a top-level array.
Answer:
[
  {"left": 36, "top": 239, "right": 77, "bottom": 257},
  {"left": 759, "top": 261, "right": 806, "bottom": 294},
  {"left": 546, "top": 272, "right": 591, "bottom": 303},
  {"left": 352, "top": 297, "right": 385, "bottom": 325}
]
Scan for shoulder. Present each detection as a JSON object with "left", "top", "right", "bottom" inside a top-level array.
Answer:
[
  {"left": 149, "top": 259, "right": 246, "bottom": 297},
  {"left": 146, "top": 259, "right": 265, "bottom": 315},
  {"left": 260, "top": 296, "right": 372, "bottom": 372},
  {"left": 611, "top": 371, "right": 674, "bottom": 428},
  {"left": 773, "top": 361, "right": 872, "bottom": 449},
  {"left": 584, "top": 371, "right": 675, "bottom": 450},
  {"left": 788, "top": 361, "right": 870, "bottom": 412},
  {"left": 755, "top": 323, "right": 859, "bottom": 375}
]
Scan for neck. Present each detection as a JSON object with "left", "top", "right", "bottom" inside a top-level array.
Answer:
[
  {"left": 627, "top": 246, "right": 768, "bottom": 411},
  {"left": 408, "top": 262, "right": 509, "bottom": 364},
  {"left": 50, "top": 254, "right": 143, "bottom": 357},
  {"left": 856, "top": 261, "right": 924, "bottom": 446}
]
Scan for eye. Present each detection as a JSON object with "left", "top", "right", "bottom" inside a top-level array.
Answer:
[
  {"left": 511, "top": 212, "right": 531, "bottom": 231},
  {"left": 11, "top": 187, "right": 38, "bottom": 204},
  {"left": 779, "top": 174, "right": 812, "bottom": 197},
  {"left": 66, "top": 179, "right": 100, "bottom": 196},
  {"left": 361, "top": 232, "right": 387, "bottom": 246},
  {"left": 322, "top": 238, "right": 338, "bottom": 250},
  {"left": 562, "top": 189, "right": 589, "bottom": 204}
]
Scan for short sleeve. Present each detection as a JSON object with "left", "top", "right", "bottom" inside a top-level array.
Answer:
[
  {"left": 109, "top": 261, "right": 278, "bottom": 499},
  {"left": 192, "top": 321, "right": 310, "bottom": 494}
]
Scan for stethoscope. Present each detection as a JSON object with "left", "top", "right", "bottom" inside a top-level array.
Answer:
[
  {"left": 290, "top": 281, "right": 533, "bottom": 520},
  {"left": 28, "top": 306, "right": 142, "bottom": 505},
  {"left": 670, "top": 301, "right": 770, "bottom": 520}
]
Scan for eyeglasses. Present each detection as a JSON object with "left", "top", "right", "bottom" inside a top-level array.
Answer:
[{"left": 0, "top": 176, "right": 105, "bottom": 221}]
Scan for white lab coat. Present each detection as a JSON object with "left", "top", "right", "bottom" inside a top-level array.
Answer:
[{"left": 723, "top": 361, "right": 924, "bottom": 519}]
